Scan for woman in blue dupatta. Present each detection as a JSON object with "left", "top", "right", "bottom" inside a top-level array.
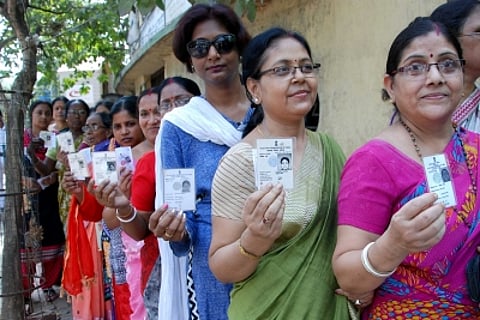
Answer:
[{"left": 209, "top": 27, "right": 350, "bottom": 320}]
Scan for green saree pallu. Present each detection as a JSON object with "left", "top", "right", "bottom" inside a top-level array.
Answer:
[{"left": 228, "top": 133, "right": 351, "bottom": 320}]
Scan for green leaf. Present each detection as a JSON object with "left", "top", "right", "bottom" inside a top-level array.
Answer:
[
  {"left": 246, "top": 0, "right": 256, "bottom": 22},
  {"left": 155, "top": 0, "right": 165, "bottom": 11},
  {"left": 233, "top": 0, "right": 244, "bottom": 17},
  {"left": 97, "top": 73, "right": 107, "bottom": 81}
]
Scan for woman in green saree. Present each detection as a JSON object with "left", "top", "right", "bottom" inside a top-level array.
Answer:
[{"left": 209, "top": 27, "right": 351, "bottom": 319}]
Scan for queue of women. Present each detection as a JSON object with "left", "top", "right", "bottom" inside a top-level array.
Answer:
[{"left": 19, "top": 0, "right": 480, "bottom": 319}]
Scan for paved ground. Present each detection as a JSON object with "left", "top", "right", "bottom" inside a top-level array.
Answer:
[{"left": 27, "top": 289, "right": 72, "bottom": 320}]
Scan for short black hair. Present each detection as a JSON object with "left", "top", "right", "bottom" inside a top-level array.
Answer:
[{"left": 172, "top": 3, "right": 251, "bottom": 73}]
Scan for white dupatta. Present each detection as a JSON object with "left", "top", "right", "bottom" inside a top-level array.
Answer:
[{"left": 154, "top": 96, "right": 243, "bottom": 319}]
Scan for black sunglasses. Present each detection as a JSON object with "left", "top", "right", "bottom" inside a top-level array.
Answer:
[{"left": 186, "top": 34, "right": 236, "bottom": 59}]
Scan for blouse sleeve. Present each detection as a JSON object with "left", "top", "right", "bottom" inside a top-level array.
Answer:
[
  {"left": 131, "top": 151, "right": 155, "bottom": 212},
  {"left": 337, "top": 143, "right": 398, "bottom": 235},
  {"left": 212, "top": 143, "right": 256, "bottom": 220}
]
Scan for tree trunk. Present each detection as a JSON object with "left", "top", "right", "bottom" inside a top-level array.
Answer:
[{"left": 1, "top": 1, "right": 37, "bottom": 319}]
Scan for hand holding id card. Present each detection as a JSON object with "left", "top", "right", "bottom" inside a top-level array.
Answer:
[
  {"left": 163, "top": 168, "right": 196, "bottom": 211},
  {"left": 423, "top": 154, "right": 456, "bottom": 207},
  {"left": 92, "top": 151, "right": 118, "bottom": 184},
  {"left": 115, "top": 146, "right": 135, "bottom": 173},
  {"left": 67, "top": 148, "right": 92, "bottom": 180},
  {"left": 255, "top": 138, "right": 294, "bottom": 190}
]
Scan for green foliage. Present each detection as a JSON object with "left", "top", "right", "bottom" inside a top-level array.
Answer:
[
  {"left": 1, "top": 0, "right": 258, "bottom": 95},
  {"left": 1, "top": 0, "right": 128, "bottom": 91}
]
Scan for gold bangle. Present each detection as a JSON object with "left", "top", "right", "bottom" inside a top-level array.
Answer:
[{"left": 238, "top": 241, "right": 260, "bottom": 260}]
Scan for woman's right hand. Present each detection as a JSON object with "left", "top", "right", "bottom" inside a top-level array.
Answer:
[
  {"left": 57, "top": 150, "right": 69, "bottom": 170},
  {"left": 62, "top": 171, "right": 84, "bottom": 200},
  {"left": 117, "top": 166, "right": 132, "bottom": 199},
  {"left": 384, "top": 192, "right": 446, "bottom": 254},
  {"left": 86, "top": 178, "right": 130, "bottom": 209},
  {"left": 27, "top": 138, "right": 44, "bottom": 159}
]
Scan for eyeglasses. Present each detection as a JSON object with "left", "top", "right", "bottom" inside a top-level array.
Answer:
[
  {"left": 186, "top": 34, "right": 236, "bottom": 59},
  {"left": 82, "top": 124, "right": 106, "bottom": 133},
  {"left": 68, "top": 110, "right": 88, "bottom": 117},
  {"left": 392, "top": 59, "right": 465, "bottom": 78},
  {"left": 158, "top": 96, "right": 193, "bottom": 114},
  {"left": 258, "top": 63, "right": 321, "bottom": 79},
  {"left": 459, "top": 32, "right": 480, "bottom": 39}
]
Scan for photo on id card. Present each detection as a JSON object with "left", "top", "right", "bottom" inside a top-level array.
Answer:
[
  {"left": 39, "top": 130, "right": 56, "bottom": 149},
  {"left": 255, "top": 137, "right": 294, "bottom": 190},
  {"left": 68, "top": 150, "right": 91, "bottom": 180},
  {"left": 163, "top": 168, "right": 196, "bottom": 211},
  {"left": 92, "top": 151, "right": 118, "bottom": 184},
  {"left": 423, "top": 154, "right": 456, "bottom": 207},
  {"left": 115, "top": 146, "right": 135, "bottom": 174},
  {"left": 56, "top": 131, "right": 75, "bottom": 153}
]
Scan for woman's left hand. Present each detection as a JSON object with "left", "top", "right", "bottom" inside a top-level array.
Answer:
[
  {"left": 148, "top": 204, "right": 186, "bottom": 242},
  {"left": 242, "top": 183, "right": 286, "bottom": 241}
]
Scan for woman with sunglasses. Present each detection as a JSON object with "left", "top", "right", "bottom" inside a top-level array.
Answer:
[
  {"left": 333, "top": 17, "right": 480, "bottom": 318},
  {"left": 147, "top": 4, "right": 252, "bottom": 320},
  {"left": 431, "top": 1, "right": 480, "bottom": 132}
]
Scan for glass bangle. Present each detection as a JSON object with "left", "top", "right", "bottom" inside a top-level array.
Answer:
[{"left": 116, "top": 206, "right": 137, "bottom": 223}]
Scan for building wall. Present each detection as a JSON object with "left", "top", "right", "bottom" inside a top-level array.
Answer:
[
  {"left": 239, "top": 0, "right": 445, "bottom": 155},
  {"left": 58, "top": 67, "right": 104, "bottom": 107},
  {"left": 123, "top": 0, "right": 446, "bottom": 155}
]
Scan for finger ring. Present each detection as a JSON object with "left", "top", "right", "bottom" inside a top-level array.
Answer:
[
  {"left": 354, "top": 299, "right": 361, "bottom": 306},
  {"left": 262, "top": 217, "right": 270, "bottom": 224},
  {"left": 164, "top": 231, "right": 173, "bottom": 238}
]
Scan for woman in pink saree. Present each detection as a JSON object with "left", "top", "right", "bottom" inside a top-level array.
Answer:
[{"left": 333, "top": 17, "right": 480, "bottom": 319}]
